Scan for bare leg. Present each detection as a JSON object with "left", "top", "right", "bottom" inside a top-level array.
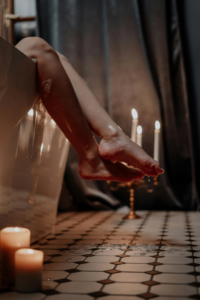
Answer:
[
  {"left": 57, "top": 53, "right": 164, "bottom": 176},
  {"left": 15, "top": 37, "right": 143, "bottom": 182}
]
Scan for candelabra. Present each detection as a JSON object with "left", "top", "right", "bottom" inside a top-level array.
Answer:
[{"left": 107, "top": 176, "right": 158, "bottom": 220}]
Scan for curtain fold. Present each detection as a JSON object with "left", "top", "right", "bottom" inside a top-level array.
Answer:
[
  {"left": 36, "top": 0, "right": 199, "bottom": 210},
  {"left": 138, "top": 0, "right": 198, "bottom": 209}
]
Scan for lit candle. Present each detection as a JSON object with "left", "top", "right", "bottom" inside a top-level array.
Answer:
[
  {"left": 0, "top": 227, "right": 30, "bottom": 285},
  {"left": 136, "top": 125, "right": 142, "bottom": 147},
  {"left": 154, "top": 121, "right": 160, "bottom": 162},
  {"left": 131, "top": 109, "right": 138, "bottom": 142},
  {"left": 15, "top": 249, "right": 44, "bottom": 292}
]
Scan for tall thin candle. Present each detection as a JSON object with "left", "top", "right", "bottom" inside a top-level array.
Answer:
[
  {"left": 154, "top": 121, "right": 160, "bottom": 162},
  {"left": 131, "top": 109, "right": 138, "bottom": 142},
  {"left": 136, "top": 125, "right": 142, "bottom": 147}
]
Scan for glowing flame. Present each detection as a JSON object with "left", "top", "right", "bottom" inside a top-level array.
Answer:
[
  {"left": 131, "top": 109, "right": 138, "bottom": 120},
  {"left": 155, "top": 121, "right": 160, "bottom": 130},
  {"left": 27, "top": 109, "right": 34, "bottom": 117},
  {"left": 51, "top": 119, "right": 56, "bottom": 126},
  {"left": 27, "top": 249, "right": 34, "bottom": 254},
  {"left": 14, "top": 227, "right": 20, "bottom": 232},
  {"left": 137, "top": 125, "right": 142, "bottom": 135}
]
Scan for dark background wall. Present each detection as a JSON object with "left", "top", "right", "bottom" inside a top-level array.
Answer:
[{"left": 177, "top": 0, "right": 200, "bottom": 203}]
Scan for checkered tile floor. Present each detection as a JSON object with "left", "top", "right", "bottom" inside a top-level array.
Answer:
[{"left": 1, "top": 210, "right": 200, "bottom": 299}]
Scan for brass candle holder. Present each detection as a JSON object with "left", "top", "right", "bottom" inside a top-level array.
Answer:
[{"left": 107, "top": 176, "right": 158, "bottom": 220}]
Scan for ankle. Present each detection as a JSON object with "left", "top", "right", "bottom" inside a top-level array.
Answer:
[
  {"left": 79, "top": 147, "right": 100, "bottom": 167},
  {"left": 100, "top": 125, "right": 121, "bottom": 141}
]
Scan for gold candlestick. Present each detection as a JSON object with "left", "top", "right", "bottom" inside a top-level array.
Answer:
[
  {"left": 123, "top": 187, "right": 140, "bottom": 219},
  {"left": 107, "top": 179, "right": 145, "bottom": 220},
  {"left": 107, "top": 175, "right": 159, "bottom": 220}
]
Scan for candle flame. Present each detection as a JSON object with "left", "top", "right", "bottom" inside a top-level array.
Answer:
[
  {"left": 137, "top": 125, "right": 142, "bottom": 135},
  {"left": 51, "top": 119, "right": 56, "bottom": 126},
  {"left": 155, "top": 121, "right": 160, "bottom": 130},
  {"left": 27, "top": 249, "right": 34, "bottom": 254},
  {"left": 14, "top": 227, "right": 20, "bottom": 232},
  {"left": 131, "top": 109, "right": 138, "bottom": 120},
  {"left": 27, "top": 109, "right": 34, "bottom": 117}
]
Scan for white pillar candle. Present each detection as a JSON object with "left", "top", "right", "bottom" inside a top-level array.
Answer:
[
  {"left": 154, "top": 120, "right": 160, "bottom": 162},
  {"left": 131, "top": 109, "right": 138, "bottom": 142},
  {"left": 15, "top": 249, "right": 43, "bottom": 293},
  {"left": 136, "top": 125, "right": 142, "bottom": 147},
  {"left": 0, "top": 227, "right": 30, "bottom": 285}
]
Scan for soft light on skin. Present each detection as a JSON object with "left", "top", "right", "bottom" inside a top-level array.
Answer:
[
  {"left": 155, "top": 120, "right": 160, "bottom": 130},
  {"left": 137, "top": 125, "right": 142, "bottom": 135},
  {"left": 27, "top": 249, "right": 34, "bottom": 254},
  {"left": 51, "top": 119, "right": 56, "bottom": 126},
  {"left": 27, "top": 109, "right": 34, "bottom": 117},
  {"left": 131, "top": 108, "right": 138, "bottom": 120},
  {"left": 14, "top": 227, "right": 20, "bottom": 232}
]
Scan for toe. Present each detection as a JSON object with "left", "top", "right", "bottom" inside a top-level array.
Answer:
[
  {"left": 154, "top": 164, "right": 164, "bottom": 174},
  {"left": 117, "top": 163, "right": 144, "bottom": 182},
  {"left": 141, "top": 159, "right": 164, "bottom": 176},
  {"left": 129, "top": 167, "right": 144, "bottom": 179}
]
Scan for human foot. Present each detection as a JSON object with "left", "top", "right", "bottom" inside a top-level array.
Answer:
[
  {"left": 99, "top": 131, "right": 164, "bottom": 177},
  {"left": 78, "top": 153, "right": 144, "bottom": 182}
]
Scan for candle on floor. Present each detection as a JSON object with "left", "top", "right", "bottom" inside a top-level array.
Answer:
[
  {"left": 154, "top": 120, "right": 160, "bottom": 161},
  {"left": 15, "top": 249, "right": 44, "bottom": 293},
  {"left": 131, "top": 109, "right": 138, "bottom": 142},
  {"left": 136, "top": 125, "right": 142, "bottom": 147},
  {"left": 0, "top": 227, "right": 30, "bottom": 285}
]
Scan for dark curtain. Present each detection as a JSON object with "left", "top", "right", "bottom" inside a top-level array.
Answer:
[{"left": 36, "top": 0, "right": 199, "bottom": 210}]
